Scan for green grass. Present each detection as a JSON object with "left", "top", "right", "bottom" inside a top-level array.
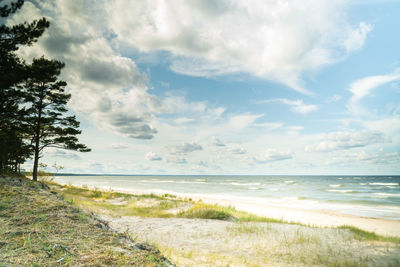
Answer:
[
  {"left": 338, "top": 225, "right": 400, "bottom": 243},
  {"left": 178, "top": 205, "right": 235, "bottom": 220},
  {"left": 51, "top": 182, "right": 400, "bottom": 245},
  {"left": 0, "top": 176, "right": 172, "bottom": 266}
]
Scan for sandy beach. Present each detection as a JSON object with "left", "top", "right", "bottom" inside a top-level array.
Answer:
[
  {"left": 185, "top": 193, "right": 400, "bottom": 237},
  {"left": 51, "top": 182, "right": 400, "bottom": 266},
  {"left": 98, "top": 186, "right": 400, "bottom": 237}
]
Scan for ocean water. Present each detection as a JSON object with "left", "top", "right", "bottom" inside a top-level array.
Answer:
[{"left": 53, "top": 175, "right": 400, "bottom": 220}]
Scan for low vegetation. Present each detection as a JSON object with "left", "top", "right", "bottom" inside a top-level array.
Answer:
[
  {"left": 0, "top": 176, "right": 173, "bottom": 266},
  {"left": 47, "top": 182, "right": 400, "bottom": 266}
]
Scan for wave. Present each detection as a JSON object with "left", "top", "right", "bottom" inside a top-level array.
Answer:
[
  {"left": 373, "top": 193, "right": 400, "bottom": 198},
  {"left": 248, "top": 187, "right": 262, "bottom": 190},
  {"left": 284, "top": 180, "right": 296, "bottom": 184},
  {"left": 230, "top": 182, "right": 262, "bottom": 186},
  {"left": 329, "top": 184, "right": 343, "bottom": 188},
  {"left": 138, "top": 180, "right": 207, "bottom": 184},
  {"left": 369, "top": 183, "right": 399, "bottom": 186},
  {"left": 328, "top": 189, "right": 359, "bottom": 194}
]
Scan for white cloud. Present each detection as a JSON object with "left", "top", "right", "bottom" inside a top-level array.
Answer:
[
  {"left": 228, "top": 147, "right": 246, "bottom": 155},
  {"left": 171, "top": 142, "right": 203, "bottom": 154},
  {"left": 229, "top": 114, "right": 263, "bottom": 130},
  {"left": 167, "top": 157, "right": 187, "bottom": 164},
  {"left": 349, "top": 70, "right": 400, "bottom": 102},
  {"left": 145, "top": 151, "right": 162, "bottom": 161},
  {"left": 348, "top": 69, "right": 400, "bottom": 115},
  {"left": 344, "top": 22, "right": 372, "bottom": 52},
  {"left": 261, "top": 99, "right": 317, "bottom": 114},
  {"left": 109, "top": 143, "right": 129, "bottom": 150},
  {"left": 326, "top": 150, "right": 399, "bottom": 166},
  {"left": 14, "top": 1, "right": 162, "bottom": 140},
  {"left": 253, "top": 148, "right": 293, "bottom": 164},
  {"left": 45, "top": 148, "right": 81, "bottom": 160},
  {"left": 211, "top": 136, "right": 225, "bottom": 147},
  {"left": 305, "top": 130, "right": 385, "bottom": 152},
  {"left": 327, "top": 94, "right": 342, "bottom": 103},
  {"left": 104, "top": 0, "right": 371, "bottom": 94}
]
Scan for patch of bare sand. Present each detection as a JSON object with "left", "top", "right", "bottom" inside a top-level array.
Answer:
[{"left": 101, "top": 215, "right": 400, "bottom": 267}]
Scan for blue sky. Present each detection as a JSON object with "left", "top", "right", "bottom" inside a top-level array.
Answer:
[{"left": 12, "top": 0, "right": 400, "bottom": 174}]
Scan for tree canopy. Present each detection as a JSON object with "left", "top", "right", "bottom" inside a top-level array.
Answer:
[{"left": 0, "top": 0, "right": 90, "bottom": 178}]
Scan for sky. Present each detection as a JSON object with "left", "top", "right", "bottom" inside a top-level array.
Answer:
[{"left": 9, "top": 0, "right": 400, "bottom": 175}]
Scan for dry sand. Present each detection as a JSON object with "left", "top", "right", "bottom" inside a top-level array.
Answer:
[
  {"left": 101, "top": 215, "right": 400, "bottom": 266},
  {"left": 95, "top": 191, "right": 400, "bottom": 266},
  {"left": 109, "top": 188, "right": 400, "bottom": 237},
  {"left": 188, "top": 194, "right": 400, "bottom": 237}
]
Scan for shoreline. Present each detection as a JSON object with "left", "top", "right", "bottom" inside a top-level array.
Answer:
[{"left": 56, "top": 182, "right": 400, "bottom": 237}]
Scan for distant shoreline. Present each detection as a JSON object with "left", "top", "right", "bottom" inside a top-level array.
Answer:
[{"left": 50, "top": 173, "right": 400, "bottom": 177}]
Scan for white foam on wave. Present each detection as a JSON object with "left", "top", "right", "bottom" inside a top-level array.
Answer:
[
  {"left": 284, "top": 180, "right": 296, "bottom": 184},
  {"left": 328, "top": 189, "right": 358, "bottom": 194},
  {"left": 329, "top": 184, "right": 343, "bottom": 188},
  {"left": 369, "top": 182, "right": 399, "bottom": 186},
  {"left": 231, "top": 182, "right": 262, "bottom": 186},
  {"left": 248, "top": 187, "right": 262, "bottom": 190},
  {"left": 373, "top": 193, "right": 400, "bottom": 198}
]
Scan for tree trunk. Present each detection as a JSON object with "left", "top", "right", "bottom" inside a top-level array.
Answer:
[
  {"left": 32, "top": 91, "right": 43, "bottom": 182},
  {"left": 32, "top": 144, "right": 39, "bottom": 181}
]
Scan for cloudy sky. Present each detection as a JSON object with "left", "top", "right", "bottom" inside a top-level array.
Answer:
[{"left": 12, "top": 0, "right": 400, "bottom": 175}]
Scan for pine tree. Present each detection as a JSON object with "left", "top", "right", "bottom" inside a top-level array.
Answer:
[
  {"left": 23, "top": 57, "right": 90, "bottom": 181},
  {"left": 0, "top": 0, "right": 49, "bottom": 173}
]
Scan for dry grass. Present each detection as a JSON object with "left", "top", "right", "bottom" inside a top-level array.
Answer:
[
  {"left": 49, "top": 182, "right": 400, "bottom": 266},
  {"left": 0, "top": 176, "right": 173, "bottom": 266}
]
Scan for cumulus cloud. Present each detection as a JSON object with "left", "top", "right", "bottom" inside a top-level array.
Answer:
[
  {"left": 343, "top": 22, "right": 372, "bottom": 52},
  {"left": 109, "top": 143, "right": 129, "bottom": 150},
  {"left": 253, "top": 148, "right": 293, "bottom": 164},
  {"left": 104, "top": 0, "right": 371, "bottom": 94},
  {"left": 45, "top": 148, "right": 81, "bottom": 160},
  {"left": 171, "top": 142, "right": 203, "bottom": 154},
  {"left": 211, "top": 136, "right": 225, "bottom": 147},
  {"left": 228, "top": 147, "right": 246, "bottom": 155},
  {"left": 13, "top": 1, "right": 161, "bottom": 140},
  {"left": 167, "top": 157, "right": 187, "bottom": 164},
  {"left": 145, "top": 151, "right": 162, "bottom": 161},
  {"left": 327, "top": 149, "right": 399, "bottom": 166},
  {"left": 305, "top": 130, "right": 385, "bottom": 152},
  {"left": 261, "top": 99, "right": 317, "bottom": 114}
]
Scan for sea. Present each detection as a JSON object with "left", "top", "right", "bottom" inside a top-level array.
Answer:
[{"left": 53, "top": 175, "right": 400, "bottom": 220}]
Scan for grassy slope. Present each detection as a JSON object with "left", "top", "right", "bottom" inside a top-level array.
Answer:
[{"left": 0, "top": 176, "right": 173, "bottom": 266}]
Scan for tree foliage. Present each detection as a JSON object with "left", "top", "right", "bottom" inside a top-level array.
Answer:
[
  {"left": 24, "top": 57, "right": 90, "bottom": 181},
  {"left": 0, "top": 1, "right": 90, "bottom": 177}
]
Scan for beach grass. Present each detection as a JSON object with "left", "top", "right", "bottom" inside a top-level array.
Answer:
[
  {"left": 44, "top": 182, "right": 400, "bottom": 266},
  {"left": 0, "top": 176, "right": 172, "bottom": 266},
  {"left": 338, "top": 225, "right": 400, "bottom": 243},
  {"left": 51, "top": 182, "right": 400, "bottom": 244}
]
